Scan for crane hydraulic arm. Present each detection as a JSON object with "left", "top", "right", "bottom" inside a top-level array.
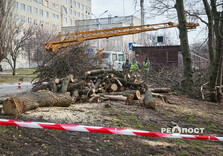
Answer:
[{"left": 44, "top": 22, "right": 199, "bottom": 52}]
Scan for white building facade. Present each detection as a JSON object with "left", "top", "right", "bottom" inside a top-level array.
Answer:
[{"left": 2, "top": 0, "right": 92, "bottom": 69}]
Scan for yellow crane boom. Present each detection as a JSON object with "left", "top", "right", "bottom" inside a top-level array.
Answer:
[{"left": 44, "top": 22, "right": 199, "bottom": 52}]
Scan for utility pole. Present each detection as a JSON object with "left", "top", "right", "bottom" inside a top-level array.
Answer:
[
  {"left": 92, "top": 10, "right": 108, "bottom": 50},
  {"left": 123, "top": 0, "right": 125, "bottom": 16},
  {"left": 140, "top": 0, "right": 144, "bottom": 45}
]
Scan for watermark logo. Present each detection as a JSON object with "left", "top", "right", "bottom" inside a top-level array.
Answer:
[{"left": 161, "top": 125, "right": 204, "bottom": 134}]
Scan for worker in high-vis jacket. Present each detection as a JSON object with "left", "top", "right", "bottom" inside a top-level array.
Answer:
[
  {"left": 122, "top": 59, "right": 130, "bottom": 74},
  {"left": 130, "top": 58, "right": 140, "bottom": 73},
  {"left": 142, "top": 58, "right": 150, "bottom": 79}
]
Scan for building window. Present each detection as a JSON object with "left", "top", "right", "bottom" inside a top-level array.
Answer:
[
  {"left": 46, "top": 11, "right": 49, "bottom": 18},
  {"left": 69, "top": 9, "right": 72, "bottom": 15},
  {"left": 34, "top": 7, "right": 38, "bottom": 15},
  {"left": 34, "top": 19, "right": 38, "bottom": 25},
  {"left": 64, "top": 0, "right": 67, "bottom": 4},
  {"left": 21, "top": 3, "right": 25, "bottom": 11},
  {"left": 52, "top": 3, "right": 55, "bottom": 7},
  {"left": 14, "top": 2, "right": 18, "bottom": 9},
  {"left": 34, "top": 0, "right": 37, "bottom": 3},
  {"left": 77, "top": 3, "right": 80, "bottom": 8},
  {"left": 14, "top": 14, "right": 19, "bottom": 21},
  {"left": 28, "top": 17, "right": 32, "bottom": 24},
  {"left": 88, "top": 7, "right": 91, "bottom": 12},
  {"left": 56, "top": 14, "right": 59, "bottom": 19},
  {"left": 81, "top": 13, "right": 84, "bottom": 19},
  {"left": 85, "top": 6, "right": 87, "bottom": 11},
  {"left": 81, "top": 4, "right": 84, "bottom": 10},
  {"left": 85, "top": 15, "right": 87, "bottom": 19},
  {"left": 73, "top": 11, "right": 76, "bottom": 16},
  {"left": 28, "top": 5, "right": 32, "bottom": 13},
  {"left": 70, "top": 19, "right": 72, "bottom": 25},
  {"left": 39, "top": 0, "right": 43, "bottom": 5},
  {"left": 73, "top": 1, "right": 76, "bottom": 7},
  {"left": 77, "top": 12, "right": 80, "bottom": 17},
  {"left": 40, "top": 9, "right": 43, "bottom": 16},
  {"left": 64, "top": 17, "right": 67, "bottom": 23},
  {"left": 69, "top": 0, "right": 72, "bottom": 5},
  {"left": 21, "top": 16, "right": 25, "bottom": 23},
  {"left": 52, "top": 13, "right": 55, "bottom": 18}
]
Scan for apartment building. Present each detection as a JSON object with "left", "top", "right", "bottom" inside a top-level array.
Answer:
[
  {"left": 61, "top": 15, "right": 141, "bottom": 60},
  {"left": 14, "top": 0, "right": 92, "bottom": 30},
  {"left": 2, "top": 0, "right": 92, "bottom": 69}
]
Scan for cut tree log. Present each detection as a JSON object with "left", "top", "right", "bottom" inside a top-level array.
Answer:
[
  {"left": 3, "top": 91, "right": 72, "bottom": 116},
  {"left": 101, "top": 92, "right": 134, "bottom": 101},
  {"left": 143, "top": 90, "right": 156, "bottom": 109},
  {"left": 110, "top": 83, "right": 118, "bottom": 92},
  {"left": 85, "top": 69, "right": 113, "bottom": 77},
  {"left": 72, "top": 89, "right": 79, "bottom": 103},
  {"left": 67, "top": 81, "right": 85, "bottom": 92},
  {"left": 123, "top": 90, "right": 141, "bottom": 100},
  {"left": 113, "top": 77, "right": 123, "bottom": 87},
  {"left": 103, "top": 95, "right": 127, "bottom": 101},
  {"left": 32, "top": 82, "right": 49, "bottom": 92},
  {"left": 55, "top": 78, "right": 60, "bottom": 84},
  {"left": 108, "top": 90, "right": 140, "bottom": 100},
  {"left": 152, "top": 93, "right": 168, "bottom": 103},
  {"left": 49, "top": 78, "right": 57, "bottom": 92},
  {"left": 150, "top": 88, "right": 171, "bottom": 93},
  {"left": 60, "top": 74, "right": 74, "bottom": 93}
]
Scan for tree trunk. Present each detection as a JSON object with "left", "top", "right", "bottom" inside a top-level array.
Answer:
[
  {"left": 12, "top": 59, "right": 16, "bottom": 76},
  {"left": 3, "top": 91, "right": 72, "bottom": 116},
  {"left": 202, "top": 0, "right": 215, "bottom": 65},
  {"left": 175, "top": 0, "right": 194, "bottom": 89},
  {"left": 209, "top": 1, "right": 223, "bottom": 102},
  {"left": 143, "top": 90, "right": 155, "bottom": 109}
]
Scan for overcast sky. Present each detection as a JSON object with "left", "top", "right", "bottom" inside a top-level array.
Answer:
[
  {"left": 91, "top": 0, "right": 207, "bottom": 45},
  {"left": 92, "top": 0, "right": 146, "bottom": 19}
]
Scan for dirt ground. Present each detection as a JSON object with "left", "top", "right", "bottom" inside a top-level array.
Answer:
[{"left": 0, "top": 93, "right": 223, "bottom": 156}]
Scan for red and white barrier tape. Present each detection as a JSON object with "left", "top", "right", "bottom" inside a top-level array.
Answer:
[{"left": 0, "top": 119, "right": 222, "bottom": 142}]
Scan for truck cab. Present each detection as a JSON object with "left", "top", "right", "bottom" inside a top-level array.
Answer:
[{"left": 101, "top": 51, "right": 125, "bottom": 70}]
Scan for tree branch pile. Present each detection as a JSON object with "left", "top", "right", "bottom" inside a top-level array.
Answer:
[
  {"left": 32, "top": 45, "right": 99, "bottom": 87},
  {"left": 148, "top": 65, "right": 211, "bottom": 99}
]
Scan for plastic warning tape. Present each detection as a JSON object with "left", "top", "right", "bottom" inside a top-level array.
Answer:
[{"left": 0, "top": 119, "right": 222, "bottom": 142}]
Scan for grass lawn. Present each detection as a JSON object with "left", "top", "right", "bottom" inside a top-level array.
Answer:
[{"left": 0, "top": 68, "right": 37, "bottom": 83}]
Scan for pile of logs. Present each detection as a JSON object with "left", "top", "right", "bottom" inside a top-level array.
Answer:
[
  {"left": 32, "top": 69, "right": 146, "bottom": 104},
  {"left": 2, "top": 69, "right": 171, "bottom": 116}
]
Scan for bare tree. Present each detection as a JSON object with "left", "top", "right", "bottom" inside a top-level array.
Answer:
[
  {"left": 0, "top": 0, "right": 16, "bottom": 63},
  {"left": 204, "top": 0, "right": 223, "bottom": 102},
  {"left": 175, "top": 0, "right": 194, "bottom": 88},
  {"left": 5, "top": 27, "right": 34, "bottom": 75},
  {"left": 28, "top": 27, "right": 57, "bottom": 66}
]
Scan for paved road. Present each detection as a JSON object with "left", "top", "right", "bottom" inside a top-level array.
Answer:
[{"left": 0, "top": 82, "right": 33, "bottom": 97}]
